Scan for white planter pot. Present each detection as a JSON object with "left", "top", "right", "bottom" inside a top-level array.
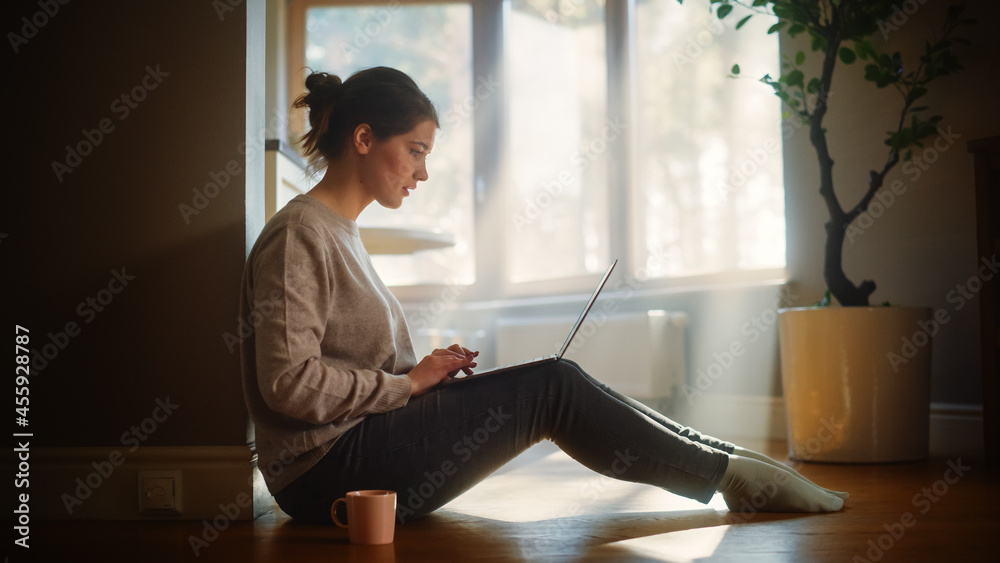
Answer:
[{"left": 778, "top": 306, "right": 933, "bottom": 463}]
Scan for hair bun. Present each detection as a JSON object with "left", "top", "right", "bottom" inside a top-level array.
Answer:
[
  {"left": 305, "top": 72, "right": 344, "bottom": 101},
  {"left": 293, "top": 66, "right": 438, "bottom": 174}
]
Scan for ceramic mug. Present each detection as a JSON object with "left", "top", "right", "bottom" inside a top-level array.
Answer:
[{"left": 331, "top": 490, "right": 397, "bottom": 545}]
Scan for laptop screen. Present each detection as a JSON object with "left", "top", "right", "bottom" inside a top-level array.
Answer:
[{"left": 556, "top": 259, "right": 618, "bottom": 358}]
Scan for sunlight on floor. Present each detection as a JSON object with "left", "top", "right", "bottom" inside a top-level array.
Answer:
[
  {"left": 605, "top": 525, "right": 730, "bottom": 562},
  {"left": 436, "top": 441, "right": 737, "bottom": 562},
  {"left": 442, "top": 442, "right": 731, "bottom": 523}
]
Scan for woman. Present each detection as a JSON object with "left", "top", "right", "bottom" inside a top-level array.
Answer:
[{"left": 239, "top": 66, "right": 847, "bottom": 524}]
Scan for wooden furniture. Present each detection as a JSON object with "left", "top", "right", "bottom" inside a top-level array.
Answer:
[{"left": 970, "top": 135, "right": 1000, "bottom": 471}]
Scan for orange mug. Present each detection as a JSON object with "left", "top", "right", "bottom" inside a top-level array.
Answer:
[{"left": 331, "top": 490, "right": 397, "bottom": 545}]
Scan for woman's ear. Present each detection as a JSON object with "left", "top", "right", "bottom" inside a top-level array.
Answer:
[{"left": 353, "top": 124, "right": 373, "bottom": 155}]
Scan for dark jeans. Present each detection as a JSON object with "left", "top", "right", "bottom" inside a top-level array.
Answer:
[{"left": 274, "top": 359, "right": 732, "bottom": 524}]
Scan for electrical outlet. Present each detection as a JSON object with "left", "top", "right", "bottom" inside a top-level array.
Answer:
[{"left": 138, "top": 470, "right": 182, "bottom": 515}]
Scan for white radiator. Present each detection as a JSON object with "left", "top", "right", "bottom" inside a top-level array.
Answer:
[{"left": 496, "top": 310, "right": 689, "bottom": 399}]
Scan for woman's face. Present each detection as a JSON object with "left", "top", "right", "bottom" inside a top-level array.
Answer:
[{"left": 360, "top": 119, "right": 437, "bottom": 210}]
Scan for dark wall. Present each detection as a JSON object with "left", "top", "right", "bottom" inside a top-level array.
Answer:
[{"left": 6, "top": 0, "right": 254, "bottom": 447}]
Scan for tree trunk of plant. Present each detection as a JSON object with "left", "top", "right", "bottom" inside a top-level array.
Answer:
[
  {"left": 823, "top": 214, "right": 876, "bottom": 306},
  {"left": 809, "top": 33, "right": 877, "bottom": 307}
]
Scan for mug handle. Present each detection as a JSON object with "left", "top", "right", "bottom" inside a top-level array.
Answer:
[{"left": 331, "top": 498, "right": 348, "bottom": 529}]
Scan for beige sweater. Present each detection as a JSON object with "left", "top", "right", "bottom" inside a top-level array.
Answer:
[{"left": 240, "top": 194, "right": 414, "bottom": 493}]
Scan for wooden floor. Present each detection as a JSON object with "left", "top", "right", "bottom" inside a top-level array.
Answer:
[{"left": 32, "top": 441, "right": 1000, "bottom": 562}]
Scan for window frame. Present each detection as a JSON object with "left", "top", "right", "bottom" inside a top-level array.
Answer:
[{"left": 286, "top": 0, "right": 787, "bottom": 304}]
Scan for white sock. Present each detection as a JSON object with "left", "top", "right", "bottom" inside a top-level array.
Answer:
[
  {"left": 718, "top": 455, "right": 845, "bottom": 513},
  {"left": 732, "top": 446, "right": 849, "bottom": 500}
]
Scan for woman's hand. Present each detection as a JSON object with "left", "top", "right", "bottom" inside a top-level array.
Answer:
[{"left": 407, "top": 344, "right": 479, "bottom": 396}]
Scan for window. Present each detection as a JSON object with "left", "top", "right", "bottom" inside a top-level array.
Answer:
[
  {"left": 634, "top": 0, "right": 785, "bottom": 279},
  {"left": 506, "top": 0, "right": 610, "bottom": 284},
  {"left": 298, "top": 1, "right": 475, "bottom": 286},
  {"left": 290, "top": 0, "right": 784, "bottom": 294}
]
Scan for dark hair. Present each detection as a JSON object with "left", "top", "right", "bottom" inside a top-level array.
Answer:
[{"left": 293, "top": 66, "right": 439, "bottom": 170}]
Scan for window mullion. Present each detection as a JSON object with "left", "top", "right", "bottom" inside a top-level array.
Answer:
[
  {"left": 472, "top": 0, "right": 508, "bottom": 299},
  {"left": 606, "top": 0, "right": 635, "bottom": 279}
]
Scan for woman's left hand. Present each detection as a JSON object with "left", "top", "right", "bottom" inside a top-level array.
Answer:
[{"left": 442, "top": 344, "right": 478, "bottom": 378}]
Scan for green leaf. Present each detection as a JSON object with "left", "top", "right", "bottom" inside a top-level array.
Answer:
[
  {"left": 767, "top": 21, "right": 788, "bottom": 34},
  {"left": 814, "top": 290, "right": 832, "bottom": 307},
  {"left": 855, "top": 40, "right": 873, "bottom": 61},
  {"left": 731, "top": 64, "right": 741, "bottom": 75},
  {"left": 717, "top": 4, "right": 733, "bottom": 19},
  {"left": 839, "top": 47, "right": 856, "bottom": 64},
  {"left": 906, "top": 86, "right": 928, "bottom": 104},
  {"left": 752, "top": 0, "right": 768, "bottom": 6},
  {"left": 806, "top": 77, "right": 821, "bottom": 94},
  {"left": 810, "top": 32, "right": 827, "bottom": 52},
  {"left": 864, "top": 63, "right": 880, "bottom": 82},
  {"left": 736, "top": 15, "right": 753, "bottom": 30},
  {"left": 795, "top": 50, "right": 805, "bottom": 65},
  {"left": 784, "top": 69, "right": 805, "bottom": 88}
]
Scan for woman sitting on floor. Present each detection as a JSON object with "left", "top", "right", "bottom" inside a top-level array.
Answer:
[{"left": 238, "top": 66, "right": 848, "bottom": 524}]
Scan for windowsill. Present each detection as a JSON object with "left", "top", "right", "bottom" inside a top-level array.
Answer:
[{"left": 394, "top": 267, "right": 789, "bottom": 309}]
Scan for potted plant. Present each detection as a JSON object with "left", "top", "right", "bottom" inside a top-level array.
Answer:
[{"left": 689, "top": 0, "right": 973, "bottom": 461}]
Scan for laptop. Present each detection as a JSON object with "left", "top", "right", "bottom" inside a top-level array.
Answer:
[{"left": 444, "top": 259, "right": 618, "bottom": 384}]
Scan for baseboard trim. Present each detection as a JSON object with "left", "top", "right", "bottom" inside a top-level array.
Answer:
[
  {"left": 20, "top": 446, "right": 269, "bottom": 520},
  {"left": 927, "top": 403, "right": 985, "bottom": 459},
  {"left": 673, "top": 395, "right": 984, "bottom": 459}
]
